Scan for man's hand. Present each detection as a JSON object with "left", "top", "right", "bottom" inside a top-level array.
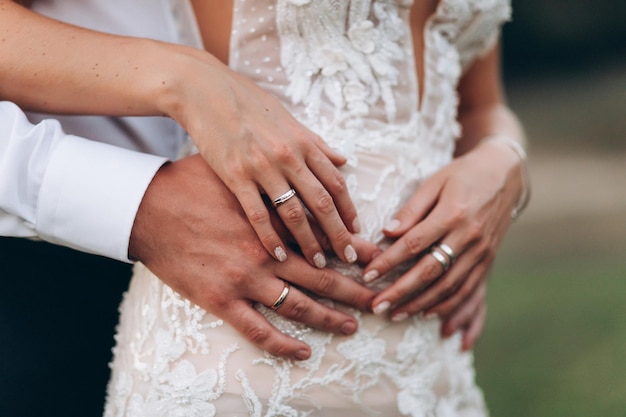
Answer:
[{"left": 129, "top": 155, "right": 377, "bottom": 361}]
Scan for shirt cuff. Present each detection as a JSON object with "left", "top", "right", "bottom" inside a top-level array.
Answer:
[{"left": 36, "top": 136, "right": 167, "bottom": 263}]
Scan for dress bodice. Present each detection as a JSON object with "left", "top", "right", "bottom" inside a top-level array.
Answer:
[
  {"left": 229, "top": 0, "right": 511, "bottom": 246},
  {"left": 105, "top": 2, "right": 512, "bottom": 416},
  {"left": 230, "top": 0, "right": 510, "bottom": 132}
]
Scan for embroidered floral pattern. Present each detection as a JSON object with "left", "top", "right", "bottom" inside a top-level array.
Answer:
[
  {"left": 105, "top": 1, "right": 511, "bottom": 415},
  {"left": 277, "top": 0, "right": 407, "bottom": 127}
]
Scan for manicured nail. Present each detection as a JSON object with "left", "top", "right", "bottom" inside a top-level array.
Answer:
[
  {"left": 363, "top": 269, "right": 379, "bottom": 283},
  {"left": 295, "top": 349, "right": 310, "bottom": 361},
  {"left": 341, "top": 321, "right": 357, "bottom": 335},
  {"left": 424, "top": 312, "right": 438, "bottom": 320},
  {"left": 344, "top": 244, "right": 357, "bottom": 263},
  {"left": 313, "top": 252, "right": 327, "bottom": 269},
  {"left": 392, "top": 312, "right": 409, "bottom": 322},
  {"left": 274, "top": 246, "right": 287, "bottom": 262},
  {"left": 384, "top": 219, "right": 401, "bottom": 232},
  {"left": 373, "top": 301, "right": 391, "bottom": 315},
  {"left": 352, "top": 216, "right": 362, "bottom": 234}
]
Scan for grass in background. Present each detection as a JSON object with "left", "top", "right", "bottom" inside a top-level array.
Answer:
[{"left": 474, "top": 224, "right": 626, "bottom": 417}]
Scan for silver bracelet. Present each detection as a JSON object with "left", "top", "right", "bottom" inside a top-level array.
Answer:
[{"left": 483, "top": 135, "right": 531, "bottom": 220}]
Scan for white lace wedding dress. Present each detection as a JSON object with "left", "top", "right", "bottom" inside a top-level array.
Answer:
[{"left": 104, "top": 1, "right": 511, "bottom": 415}]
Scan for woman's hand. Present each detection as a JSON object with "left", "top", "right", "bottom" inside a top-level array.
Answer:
[
  {"left": 162, "top": 49, "right": 360, "bottom": 268},
  {"left": 0, "top": 3, "right": 360, "bottom": 268},
  {"left": 362, "top": 139, "right": 523, "bottom": 328},
  {"left": 130, "top": 155, "right": 377, "bottom": 361}
]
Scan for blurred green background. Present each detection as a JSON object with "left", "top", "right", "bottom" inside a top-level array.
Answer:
[{"left": 475, "top": 2, "right": 626, "bottom": 416}]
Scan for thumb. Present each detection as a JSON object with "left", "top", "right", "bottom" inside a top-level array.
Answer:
[{"left": 383, "top": 176, "right": 443, "bottom": 237}]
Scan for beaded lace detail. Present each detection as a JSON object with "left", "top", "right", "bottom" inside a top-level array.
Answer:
[{"left": 105, "top": 0, "right": 510, "bottom": 415}]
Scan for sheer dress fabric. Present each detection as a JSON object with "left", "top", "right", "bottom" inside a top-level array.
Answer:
[{"left": 105, "top": 0, "right": 511, "bottom": 416}]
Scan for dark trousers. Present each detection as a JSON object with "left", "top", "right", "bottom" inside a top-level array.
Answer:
[{"left": 0, "top": 238, "right": 132, "bottom": 417}]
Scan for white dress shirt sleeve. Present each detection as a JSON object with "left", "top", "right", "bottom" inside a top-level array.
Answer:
[{"left": 0, "top": 101, "right": 167, "bottom": 262}]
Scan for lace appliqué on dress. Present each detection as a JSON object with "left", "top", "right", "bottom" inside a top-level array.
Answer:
[
  {"left": 105, "top": 0, "right": 511, "bottom": 415},
  {"left": 277, "top": 0, "right": 409, "bottom": 127},
  {"left": 104, "top": 267, "right": 236, "bottom": 417}
]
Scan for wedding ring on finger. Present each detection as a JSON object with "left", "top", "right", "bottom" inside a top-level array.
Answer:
[
  {"left": 270, "top": 282, "right": 290, "bottom": 310},
  {"left": 438, "top": 243, "right": 457, "bottom": 263},
  {"left": 430, "top": 247, "right": 451, "bottom": 272},
  {"left": 272, "top": 188, "right": 297, "bottom": 208}
]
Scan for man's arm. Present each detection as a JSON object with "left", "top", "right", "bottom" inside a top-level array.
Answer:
[
  {"left": 0, "top": 101, "right": 166, "bottom": 261},
  {"left": 130, "top": 155, "right": 379, "bottom": 360},
  {"left": 0, "top": 101, "right": 378, "bottom": 359}
]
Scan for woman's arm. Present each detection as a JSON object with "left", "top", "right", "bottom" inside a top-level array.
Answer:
[
  {"left": 0, "top": 0, "right": 360, "bottom": 268},
  {"left": 363, "top": 46, "right": 528, "bottom": 349},
  {"left": 0, "top": 1, "right": 172, "bottom": 115},
  {"left": 455, "top": 47, "right": 525, "bottom": 156},
  {"left": 434, "top": 47, "right": 527, "bottom": 345}
]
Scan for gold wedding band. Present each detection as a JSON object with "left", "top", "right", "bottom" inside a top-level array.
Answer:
[
  {"left": 272, "top": 189, "right": 297, "bottom": 208},
  {"left": 270, "top": 282, "right": 290, "bottom": 310}
]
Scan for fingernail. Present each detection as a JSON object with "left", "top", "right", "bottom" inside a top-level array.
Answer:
[
  {"left": 274, "top": 246, "right": 287, "bottom": 262},
  {"left": 340, "top": 321, "right": 357, "bottom": 335},
  {"left": 373, "top": 301, "right": 391, "bottom": 315},
  {"left": 392, "top": 312, "right": 409, "bottom": 322},
  {"left": 424, "top": 312, "right": 438, "bottom": 320},
  {"left": 352, "top": 217, "right": 362, "bottom": 234},
  {"left": 344, "top": 244, "right": 357, "bottom": 263},
  {"left": 313, "top": 252, "right": 327, "bottom": 269},
  {"left": 295, "top": 349, "right": 310, "bottom": 361},
  {"left": 384, "top": 219, "right": 401, "bottom": 232},
  {"left": 363, "top": 269, "right": 379, "bottom": 283}
]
